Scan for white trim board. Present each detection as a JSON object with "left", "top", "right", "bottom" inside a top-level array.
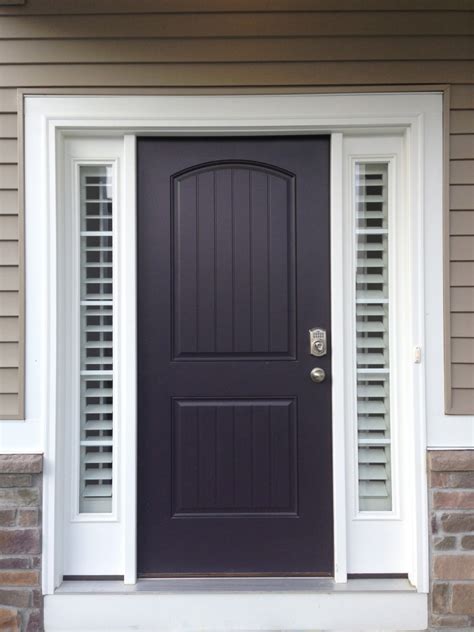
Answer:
[{"left": 17, "top": 93, "right": 451, "bottom": 603}]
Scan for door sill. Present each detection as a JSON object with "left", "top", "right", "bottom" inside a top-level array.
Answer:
[{"left": 46, "top": 580, "right": 427, "bottom": 631}]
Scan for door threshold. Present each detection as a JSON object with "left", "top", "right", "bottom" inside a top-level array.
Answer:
[
  {"left": 56, "top": 576, "right": 415, "bottom": 594},
  {"left": 140, "top": 572, "right": 332, "bottom": 579}
]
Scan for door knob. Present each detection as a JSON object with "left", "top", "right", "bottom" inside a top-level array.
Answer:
[{"left": 310, "top": 367, "right": 326, "bottom": 383}]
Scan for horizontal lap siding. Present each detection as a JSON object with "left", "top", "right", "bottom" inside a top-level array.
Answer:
[
  {"left": 450, "top": 86, "right": 474, "bottom": 413},
  {"left": 0, "top": 85, "right": 19, "bottom": 416},
  {"left": 1, "top": 12, "right": 474, "bottom": 38},
  {"left": 1, "top": 37, "right": 473, "bottom": 63},
  {"left": 0, "top": 0, "right": 473, "bottom": 13},
  {"left": 0, "top": 3, "right": 472, "bottom": 417}
]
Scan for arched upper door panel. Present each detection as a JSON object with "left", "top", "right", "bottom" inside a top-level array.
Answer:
[{"left": 172, "top": 161, "right": 296, "bottom": 360}]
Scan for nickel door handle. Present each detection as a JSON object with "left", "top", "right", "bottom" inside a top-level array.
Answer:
[{"left": 310, "top": 367, "right": 326, "bottom": 383}]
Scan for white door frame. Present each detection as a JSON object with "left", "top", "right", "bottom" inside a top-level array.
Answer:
[{"left": 21, "top": 93, "right": 443, "bottom": 595}]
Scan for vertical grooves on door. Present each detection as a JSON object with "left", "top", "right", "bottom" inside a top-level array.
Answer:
[
  {"left": 232, "top": 404, "right": 236, "bottom": 506},
  {"left": 249, "top": 171, "right": 255, "bottom": 352},
  {"left": 213, "top": 172, "right": 217, "bottom": 354},
  {"left": 195, "top": 175, "right": 200, "bottom": 354},
  {"left": 231, "top": 170, "right": 236, "bottom": 352},
  {"left": 196, "top": 406, "right": 201, "bottom": 507},
  {"left": 249, "top": 171, "right": 254, "bottom": 353},
  {"left": 250, "top": 405, "right": 254, "bottom": 507},
  {"left": 268, "top": 405, "right": 273, "bottom": 507},
  {"left": 267, "top": 175, "right": 272, "bottom": 351},
  {"left": 214, "top": 406, "right": 218, "bottom": 507}
]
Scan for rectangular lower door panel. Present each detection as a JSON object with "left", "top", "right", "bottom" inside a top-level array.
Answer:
[{"left": 172, "top": 399, "right": 297, "bottom": 516}]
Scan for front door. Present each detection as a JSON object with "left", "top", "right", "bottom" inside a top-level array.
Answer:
[{"left": 137, "top": 136, "right": 332, "bottom": 576}]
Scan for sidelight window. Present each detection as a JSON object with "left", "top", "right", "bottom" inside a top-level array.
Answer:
[
  {"left": 79, "top": 165, "right": 114, "bottom": 514},
  {"left": 354, "top": 163, "right": 392, "bottom": 512}
]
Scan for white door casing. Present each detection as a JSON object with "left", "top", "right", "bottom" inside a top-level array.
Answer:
[{"left": 17, "top": 93, "right": 446, "bottom": 595}]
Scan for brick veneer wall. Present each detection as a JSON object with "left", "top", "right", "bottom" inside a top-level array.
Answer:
[
  {"left": 0, "top": 455, "right": 43, "bottom": 632},
  {"left": 429, "top": 450, "right": 474, "bottom": 629}
]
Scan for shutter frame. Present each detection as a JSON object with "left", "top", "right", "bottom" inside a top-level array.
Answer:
[
  {"left": 79, "top": 166, "right": 114, "bottom": 514},
  {"left": 354, "top": 162, "right": 392, "bottom": 512}
]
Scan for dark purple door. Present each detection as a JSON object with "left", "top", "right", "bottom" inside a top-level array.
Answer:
[{"left": 137, "top": 137, "right": 332, "bottom": 576}]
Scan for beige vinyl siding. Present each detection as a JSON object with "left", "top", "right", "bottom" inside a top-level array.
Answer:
[
  {"left": 0, "top": 84, "right": 20, "bottom": 418},
  {"left": 0, "top": 37, "right": 473, "bottom": 64},
  {"left": 449, "top": 84, "right": 474, "bottom": 414},
  {"left": 0, "top": 1, "right": 472, "bottom": 418},
  {"left": 0, "top": 0, "right": 473, "bottom": 12},
  {"left": 1, "top": 11, "right": 474, "bottom": 38}
]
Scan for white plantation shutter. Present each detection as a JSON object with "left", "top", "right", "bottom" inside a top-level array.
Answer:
[
  {"left": 79, "top": 166, "right": 114, "bottom": 513},
  {"left": 355, "top": 163, "right": 392, "bottom": 512}
]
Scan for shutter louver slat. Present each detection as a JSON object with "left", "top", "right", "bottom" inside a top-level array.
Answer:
[
  {"left": 357, "top": 385, "right": 386, "bottom": 397},
  {"left": 356, "top": 195, "right": 385, "bottom": 203},
  {"left": 358, "top": 435, "right": 390, "bottom": 446},
  {"left": 359, "top": 482, "right": 390, "bottom": 499},
  {"left": 79, "top": 166, "right": 114, "bottom": 514},
  {"left": 83, "top": 486, "right": 113, "bottom": 498},
  {"left": 359, "top": 464, "right": 388, "bottom": 480},
  {"left": 358, "top": 416, "right": 387, "bottom": 431},
  {"left": 358, "top": 401, "right": 387, "bottom": 415},
  {"left": 356, "top": 260, "right": 384, "bottom": 269},
  {"left": 84, "top": 452, "right": 113, "bottom": 464},
  {"left": 357, "top": 305, "right": 385, "bottom": 316},
  {"left": 355, "top": 162, "right": 392, "bottom": 512},
  {"left": 85, "top": 421, "right": 113, "bottom": 431},
  {"left": 357, "top": 274, "right": 385, "bottom": 284},
  {"left": 357, "top": 243, "right": 385, "bottom": 251},
  {"left": 357, "top": 338, "right": 385, "bottom": 348},
  {"left": 84, "top": 470, "right": 112, "bottom": 481},
  {"left": 356, "top": 321, "right": 386, "bottom": 332},
  {"left": 357, "top": 355, "right": 386, "bottom": 366}
]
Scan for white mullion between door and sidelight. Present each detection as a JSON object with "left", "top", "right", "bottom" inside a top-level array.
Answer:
[
  {"left": 121, "top": 134, "right": 138, "bottom": 585},
  {"left": 330, "top": 132, "right": 348, "bottom": 584}
]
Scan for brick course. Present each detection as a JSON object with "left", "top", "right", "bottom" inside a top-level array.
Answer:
[
  {"left": 429, "top": 450, "right": 474, "bottom": 629},
  {"left": 0, "top": 455, "right": 42, "bottom": 632}
]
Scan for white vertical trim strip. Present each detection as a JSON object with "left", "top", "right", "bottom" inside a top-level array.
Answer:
[
  {"left": 45, "top": 118, "right": 61, "bottom": 592},
  {"left": 69, "top": 161, "right": 81, "bottom": 520},
  {"left": 407, "top": 116, "right": 430, "bottom": 593},
  {"left": 330, "top": 133, "right": 347, "bottom": 583},
  {"left": 122, "top": 135, "right": 137, "bottom": 585}
]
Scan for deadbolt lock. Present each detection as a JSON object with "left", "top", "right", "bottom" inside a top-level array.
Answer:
[{"left": 309, "top": 328, "right": 327, "bottom": 357}]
